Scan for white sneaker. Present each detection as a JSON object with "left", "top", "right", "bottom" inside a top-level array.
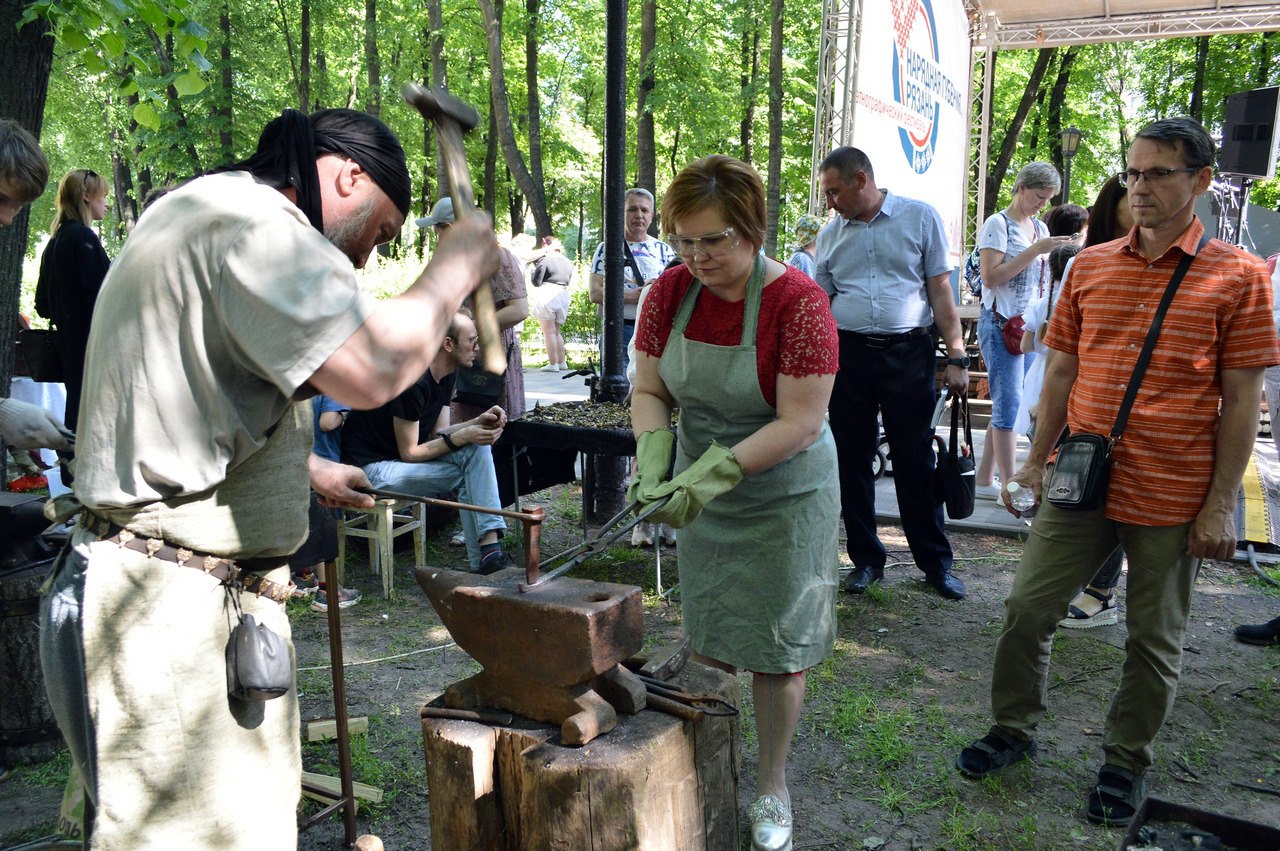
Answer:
[
  {"left": 975, "top": 483, "right": 1002, "bottom": 500},
  {"left": 658, "top": 524, "right": 676, "bottom": 546},
  {"left": 631, "top": 523, "right": 653, "bottom": 547},
  {"left": 556, "top": 363, "right": 569, "bottom": 371},
  {"left": 449, "top": 531, "right": 466, "bottom": 547},
  {"left": 540, "top": 363, "right": 561, "bottom": 372}
]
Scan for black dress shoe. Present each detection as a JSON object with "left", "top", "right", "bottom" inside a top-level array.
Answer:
[
  {"left": 843, "top": 565, "right": 884, "bottom": 594},
  {"left": 926, "top": 571, "right": 966, "bottom": 600},
  {"left": 1235, "top": 615, "right": 1280, "bottom": 646}
]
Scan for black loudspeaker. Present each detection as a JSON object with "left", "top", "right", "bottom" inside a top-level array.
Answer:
[{"left": 1219, "top": 86, "right": 1280, "bottom": 179}]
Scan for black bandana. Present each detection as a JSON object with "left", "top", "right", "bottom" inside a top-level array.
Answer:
[{"left": 218, "top": 108, "right": 411, "bottom": 233}]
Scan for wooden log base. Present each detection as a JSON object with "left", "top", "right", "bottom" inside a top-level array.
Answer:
[
  {"left": 421, "top": 661, "right": 741, "bottom": 850},
  {"left": 443, "top": 667, "right": 623, "bottom": 746}
]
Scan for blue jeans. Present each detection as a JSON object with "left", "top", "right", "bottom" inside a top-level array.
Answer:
[
  {"left": 362, "top": 444, "right": 506, "bottom": 570},
  {"left": 978, "top": 308, "right": 1028, "bottom": 431}
]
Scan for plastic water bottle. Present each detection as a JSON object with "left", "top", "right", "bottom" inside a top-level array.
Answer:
[{"left": 1005, "top": 481, "right": 1037, "bottom": 516}]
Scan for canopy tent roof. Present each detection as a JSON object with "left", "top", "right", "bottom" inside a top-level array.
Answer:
[{"left": 971, "top": 0, "right": 1280, "bottom": 48}]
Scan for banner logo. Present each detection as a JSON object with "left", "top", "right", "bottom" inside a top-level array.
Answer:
[{"left": 890, "top": 0, "right": 962, "bottom": 175}]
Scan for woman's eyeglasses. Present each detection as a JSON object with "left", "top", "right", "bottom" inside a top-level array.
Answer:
[{"left": 665, "top": 227, "right": 740, "bottom": 259}]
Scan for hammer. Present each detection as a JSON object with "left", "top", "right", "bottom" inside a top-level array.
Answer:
[{"left": 402, "top": 83, "right": 506, "bottom": 376}]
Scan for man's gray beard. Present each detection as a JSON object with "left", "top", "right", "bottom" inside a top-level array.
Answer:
[{"left": 324, "top": 198, "right": 376, "bottom": 263}]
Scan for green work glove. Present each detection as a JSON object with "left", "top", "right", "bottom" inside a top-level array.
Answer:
[
  {"left": 628, "top": 428, "right": 676, "bottom": 504},
  {"left": 640, "top": 442, "right": 745, "bottom": 529}
]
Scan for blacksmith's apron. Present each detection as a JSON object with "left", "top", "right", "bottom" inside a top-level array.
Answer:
[
  {"left": 46, "top": 402, "right": 309, "bottom": 849},
  {"left": 658, "top": 256, "right": 838, "bottom": 673}
]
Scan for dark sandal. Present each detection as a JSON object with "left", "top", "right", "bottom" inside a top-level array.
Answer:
[
  {"left": 956, "top": 725, "right": 1038, "bottom": 778},
  {"left": 1085, "top": 764, "right": 1145, "bottom": 826}
]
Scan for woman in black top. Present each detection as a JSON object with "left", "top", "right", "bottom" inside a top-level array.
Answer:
[{"left": 35, "top": 168, "right": 110, "bottom": 430}]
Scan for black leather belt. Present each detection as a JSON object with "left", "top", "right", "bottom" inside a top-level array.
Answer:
[{"left": 840, "top": 327, "right": 929, "bottom": 350}]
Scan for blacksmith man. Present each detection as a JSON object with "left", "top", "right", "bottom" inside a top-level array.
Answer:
[{"left": 39, "top": 108, "right": 499, "bottom": 848}]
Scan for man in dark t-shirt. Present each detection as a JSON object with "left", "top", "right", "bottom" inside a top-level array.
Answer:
[{"left": 342, "top": 311, "right": 512, "bottom": 574}]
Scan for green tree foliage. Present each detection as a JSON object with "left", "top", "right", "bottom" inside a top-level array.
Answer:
[{"left": 983, "top": 35, "right": 1280, "bottom": 220}]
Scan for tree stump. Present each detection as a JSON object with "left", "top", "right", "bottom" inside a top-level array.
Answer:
[
  {"left": 0, "top": 555, "right": 63, "bottom": 765},
  {"left": 421, "top": 661, "right": 740, "bottom": 850}
]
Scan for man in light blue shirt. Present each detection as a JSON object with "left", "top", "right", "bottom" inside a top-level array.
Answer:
[{"left": 815, "top": 146, "right": 969, "bottom": 600}]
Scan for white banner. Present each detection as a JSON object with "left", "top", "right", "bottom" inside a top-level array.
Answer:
[{"left": 852, "top": 0, "right": 970, "bottom": 261}]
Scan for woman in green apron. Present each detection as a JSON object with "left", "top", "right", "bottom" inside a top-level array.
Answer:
[{"left": 630, "top": 155, "right": 840, "bottom": 851}]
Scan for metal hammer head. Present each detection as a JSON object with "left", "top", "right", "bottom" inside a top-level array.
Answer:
[{"left": 403, "top": 83, "right": 480, "bottom": 133}]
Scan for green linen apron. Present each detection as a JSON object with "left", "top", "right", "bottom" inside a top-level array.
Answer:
[{"left": 658, "top": 256, "right": 839, "bottom": 674}]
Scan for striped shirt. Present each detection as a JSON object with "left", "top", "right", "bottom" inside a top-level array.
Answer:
[{"left": 1044, "top": 217, "right": 1279, "bottom": 525}]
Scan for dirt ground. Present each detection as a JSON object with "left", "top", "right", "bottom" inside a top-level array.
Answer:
[{"left": 3, "top": 484, "right": 1279, "bottom": 850}]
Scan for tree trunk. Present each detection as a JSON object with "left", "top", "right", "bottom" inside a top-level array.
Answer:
[
  {"left": 0, "top": 0, "right": 53, "bottom": 391},
  {"left": 484, "top": 89, "right": 499, "bottom": 218},
  {"left": 1189, "top": 36, "right": 1209, "bottom": 122},
  {"left": 985, "top": 47, "right": 1055, "bottom": 220},
  {"left": 109, "top": 113, "right": 137, "bottom": 237},
  {"left": 476, "top": 0, "right": 552, "bottom": 238},
  {"left": 426, "top": 0, "right": 447, "bottom": 191},
  {"left": 218, "top": 3, "right": 234, "bottom": 162},
  {"left": 763, "top": 0, "right": 783, "bottom": 256},
  {"left": 147, "top": 27, "right": 202, "bottom": 175},
  {"left": 273, "top": 0, "right": 303, "bottom": 109},
  {"left": 525, "top": 0, "right": 547, "bottom": 237},
  {"left": 127, "top": 86, "right": 153, "bottom": 204},
  {"left": 1046, "top": 46, "right": 1077, "bottom": 206},
  {"left": 365, "top": 0, "right": 380, "bottom": 118},
  {"left": 507, "top": 166, "right": 525, "bottom": 237},
  {"left": 300, "top": 0, "right": 312, "bottom": 111},
  {"left": 1258, "top": 31, "right": 1274, "bottom": 88},
  {"left": 635, "top": 0, "right": 657, "bottom": 199},
  {"left": 738, "top": 14, "right": 760, "bottom": 163}
]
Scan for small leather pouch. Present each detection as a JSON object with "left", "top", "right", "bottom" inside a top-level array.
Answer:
[
  {"left": 225, "top": 612, "right": 293, "bottom": 701},
  {"left": 1046, "top": 433, "right": 1112, "bottom": 511}
]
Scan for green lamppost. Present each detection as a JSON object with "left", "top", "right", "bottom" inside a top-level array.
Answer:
[{"left": 1060, "top": 126, "right": 1083, "bottom": 204}]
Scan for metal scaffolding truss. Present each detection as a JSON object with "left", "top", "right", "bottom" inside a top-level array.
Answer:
[
  {"left": 809, "top": 0, "right": 864, "bottom": 213},
  {"left": 989, "top": 6, "right": 1280, "bottom": 49}
]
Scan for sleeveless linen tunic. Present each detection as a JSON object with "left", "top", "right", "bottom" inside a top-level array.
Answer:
[{"left": 658, "top": 257, "right": 839, "bottom": 674}]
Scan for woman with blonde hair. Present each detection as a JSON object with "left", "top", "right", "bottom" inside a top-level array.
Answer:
[
  {"left": 35, "top": 168, "right": 110, "bottom": 431},
  {"left": 631, "top": 154, "right": 839, "bottom": 851}
]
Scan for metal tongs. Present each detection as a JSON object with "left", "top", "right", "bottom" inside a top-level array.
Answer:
[
  {"left": 520, "top": 497, "right": 670, "bottom": 590},
  {"left": 634, "top": 672, "right": 739, "bottom": 718}
]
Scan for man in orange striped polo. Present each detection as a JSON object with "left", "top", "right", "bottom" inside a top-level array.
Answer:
[{"left": 954, "top": 117, "right": 1279, "bottom": 827}]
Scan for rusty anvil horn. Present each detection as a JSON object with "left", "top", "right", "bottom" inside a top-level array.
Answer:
[{"left": 403, "top": 82, "right": 505, "bottom": 376}]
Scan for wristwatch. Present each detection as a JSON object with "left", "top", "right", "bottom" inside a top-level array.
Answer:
[{"left": 945, "top": 356, "right": 971, "bottom": 369}]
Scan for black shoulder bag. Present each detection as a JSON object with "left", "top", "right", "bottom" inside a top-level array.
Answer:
[
  {"left": 1046, "top": 236, "right": 1208, "bottom": 511},
  {"left": 933, "top": 394, "right": 976, "bottom": 520}
]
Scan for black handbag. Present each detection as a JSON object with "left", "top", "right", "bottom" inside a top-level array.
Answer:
[
  {"left": 1046, "top": 236, "right": 1207, "bottom": 511},
  {"left": 933, "top": 393, "right": 976, "bottom": 520},
  {"left": 17, "top": 328, "right": 63, "bottom": 383},
  {"left": 452, "top": 342, "right": 514, "bottom": 408}
]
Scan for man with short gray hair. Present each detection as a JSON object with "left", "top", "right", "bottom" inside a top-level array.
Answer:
[{"left": 589, "top": 187, "right": 675, "bottom": 372}]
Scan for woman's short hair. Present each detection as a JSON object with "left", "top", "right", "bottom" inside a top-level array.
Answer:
[
  {"left": 0, "top": 119, "right": 49, "bottom": 203},
  {"left": 51, "top": 168, "right": 108, "bottom": 235},
  {"left": 1013, "top": 161, "right": 1061, "bottom": 195},
  {"left": 661, "top": 155, "right": 766, "bottom": 251},
  {"left": 1044, "top": 203, "right": 1087, "bottom": 238},
  {"left": 1085, "top": 174, "right": 1128, "bottom": 248}
]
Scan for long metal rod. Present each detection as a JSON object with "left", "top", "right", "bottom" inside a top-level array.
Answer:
[{"left": 358, "top": 487, "right": 545, "bottom": 581}]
